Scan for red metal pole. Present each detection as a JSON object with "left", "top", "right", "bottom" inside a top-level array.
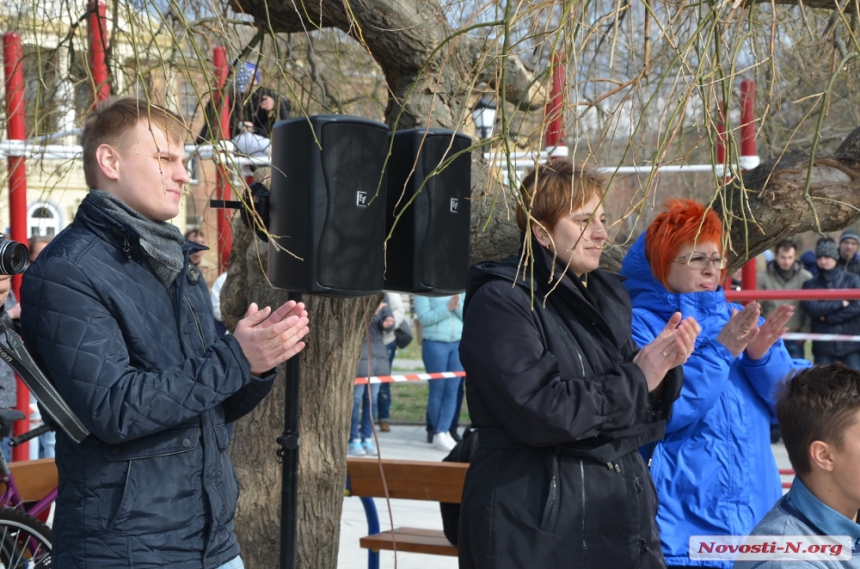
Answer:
[
  {"left": 544, "top": 52, "right": 567, "bottom": 158},
  {"left": 3, "top": 32, "right": 30, "bottom": 461},
  {"left": 739, "top": 80, "right": 757, "bottom": 292},
  {"left": 87, "top": 0, "right": 110, "bottom": 106},
  {"left": 726, "top": 289, "right": 860, "bottom": 301},
  {"left": 740, "top": 80, "right": 757, "bottom": 161},
  {"left": 213, "top": 47, "right": 232, "bottom": 274}
]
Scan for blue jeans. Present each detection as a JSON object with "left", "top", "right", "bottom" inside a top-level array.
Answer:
[
  {"left": 38, "top": 430, "right": 55, "bottom": 459},
  {"left": 216, "top": 556, "right": 244, "bottom": 569},
  {"left": 351, "top": 383, "right": 381, "bottom": 441},
  {"left": 450, "top": 377, "right": 465, "bottom": 430},
  {"left": 377, "top": 342, "right": 397, "bottom": 422},
  {"left": 423, "top": 340, "right": 463, "bottom": 435},
  {"left": 815, "top": 352, "right": 860, "bottom": 370}
]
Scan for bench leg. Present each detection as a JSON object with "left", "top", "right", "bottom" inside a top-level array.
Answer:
[{"left": 359, "top": 497, "right": 380, "bottom": 569}]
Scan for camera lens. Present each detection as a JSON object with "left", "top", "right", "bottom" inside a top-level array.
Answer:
[{"left": 0, "top": 240, "right": 29, "bottom": 275}]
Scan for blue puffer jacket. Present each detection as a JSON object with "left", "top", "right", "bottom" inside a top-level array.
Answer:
[
  {"left": 414, "top": 294, "right": 464, "bottom": 343},
  {"left": 620, "top": 234, "right": 804, "bottom": 569},
  {"left": 20, "top": 195, "right": 274, "bottom": 569}
]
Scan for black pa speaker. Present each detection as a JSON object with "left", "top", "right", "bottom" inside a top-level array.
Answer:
[
  {"left": 384, "top": 128, "right": 472, "bottom": 295},
  {"left": 267, "top": 115, "right": 390, "bottom": 296}
]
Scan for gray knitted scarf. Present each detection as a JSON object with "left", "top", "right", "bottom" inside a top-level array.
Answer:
[{"left": 88, "top": 190, "right": 186, "bottom": 289}]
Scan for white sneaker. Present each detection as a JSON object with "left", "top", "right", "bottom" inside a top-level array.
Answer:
[
  {"left": 432, "top": 432, "right": 456, "bottom": 452},
  {"left": 443, "top": 431, "right": 459, "bottom": 449}
]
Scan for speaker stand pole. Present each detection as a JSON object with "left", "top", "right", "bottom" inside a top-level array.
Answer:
[{"left": 279, "top": 292, "right": 302, "bottom": 569}]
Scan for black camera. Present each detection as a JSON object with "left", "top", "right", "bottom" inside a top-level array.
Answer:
[{"left": 0, "top": 237, "right": 29, "bottom": 275}]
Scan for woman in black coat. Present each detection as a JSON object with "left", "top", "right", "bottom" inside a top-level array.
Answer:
[{"left": 458, "top": 160, "right": 699, "bottom": 569}]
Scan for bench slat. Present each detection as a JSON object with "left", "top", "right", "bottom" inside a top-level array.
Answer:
[
  {"left": 0, "top": 459, "right": 57, "bottom": 503},
  {"left": 360, "top": 528, "right": 457, "bottom": 556},
  {"left": 347, "top": 457, "right": 467, "bottom": 504}
]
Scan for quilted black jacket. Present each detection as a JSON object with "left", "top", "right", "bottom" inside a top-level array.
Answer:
[{"left": 20, "top": 195, "right": 274, "bottom": 569}]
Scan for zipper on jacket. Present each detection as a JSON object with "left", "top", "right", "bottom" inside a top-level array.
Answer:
[{"left": 184, "top": 296, "right": 207, "bottom": 350}]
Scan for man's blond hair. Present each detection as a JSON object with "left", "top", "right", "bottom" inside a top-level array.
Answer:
[{"left": 80, "top": 97, "right": 187, "bottom": 188}]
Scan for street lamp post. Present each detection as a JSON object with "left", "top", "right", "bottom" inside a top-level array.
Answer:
[{"left": 472, "top": 94, "right": 497, "bottom": 140}]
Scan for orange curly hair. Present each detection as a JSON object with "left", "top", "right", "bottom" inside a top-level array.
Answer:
[{"left": 645, "top": 199, "right": 725, "bottom": 287}]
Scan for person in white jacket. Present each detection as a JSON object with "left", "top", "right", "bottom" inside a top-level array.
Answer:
[{"left": 211, "top": 272, "right": 228, "bottom": 337}]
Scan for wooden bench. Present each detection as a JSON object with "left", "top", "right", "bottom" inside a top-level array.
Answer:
[
  {"left": 1, "top": 458, "right": 57, "bottom": 502},
  {"left": 346, "top": 457, "right": 468, "bottom": 558}
]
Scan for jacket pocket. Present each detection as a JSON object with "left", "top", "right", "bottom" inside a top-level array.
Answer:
[
  {"left": 539, "top": 451, "right": 561, "bottom": 533},
  {"left": 106, "top": 460, "right": 134, "bottom": 530},
  {"left": 98, "top": 424, "right": 203, "bottom": 534},
  {"left": 99, "top": 423, "right": 200, "bottom": 461}
]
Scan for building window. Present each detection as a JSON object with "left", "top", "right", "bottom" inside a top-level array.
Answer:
[{"left": 27, "top": 202, "right": 62, "bottom": 238}]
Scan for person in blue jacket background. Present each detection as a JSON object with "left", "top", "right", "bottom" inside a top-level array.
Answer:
[
  {"left": 414, "top": 294, "right": 465, "bottom": 452},
  {"left": 620, "top": 199, "right": 806, "bottom": 569}
]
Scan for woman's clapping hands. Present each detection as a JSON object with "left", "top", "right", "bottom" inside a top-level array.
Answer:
[
  {"left": 745, "top": 303, "right": 793, "bottom": 361},
  {"left": 634, "top": 312, "right": 701, "bottom": 393},
  {"left": 716, "top": 302, "right": 761, "bottom": 357},
  {"left": 715, "top": 301, "right": 792, "bottom": 360}
]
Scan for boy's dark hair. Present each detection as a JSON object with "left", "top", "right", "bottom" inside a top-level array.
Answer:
[
  {"left": 775, "top": 240, "right": 797, "bottom": 254},
  {"left": 777, "top": 363, "right": 860, "bottom": 476},
  {"left": 80, "top": 97, "right": 187, "bottom": 189}
]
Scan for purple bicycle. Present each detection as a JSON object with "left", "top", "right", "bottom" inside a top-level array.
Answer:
[{"left": 0, "top": 408, "right": 54, "bottom": 568}]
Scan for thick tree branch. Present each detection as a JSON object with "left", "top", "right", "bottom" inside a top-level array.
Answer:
[{"left": 717, "top": 124, "right": 860, "bottom": 270}]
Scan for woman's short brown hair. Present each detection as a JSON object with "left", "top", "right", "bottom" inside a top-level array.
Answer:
[
  {"left": 514, "top": 160, "right": 605, "bottom": 233},
  {"left": 80, "top": 97, "right": 188, "bottom": 189}
]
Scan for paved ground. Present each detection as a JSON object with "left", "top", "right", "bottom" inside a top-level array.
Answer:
[
  {"left": 338, "top": 425, "right": 456, "bottom": 569},
  {"left": 337, "top": 425, "right": 795, "bottom": 569}
]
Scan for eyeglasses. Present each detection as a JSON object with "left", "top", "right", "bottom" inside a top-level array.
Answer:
[{"left": 672, "top": 254, "right": 728, "bottom": 270}]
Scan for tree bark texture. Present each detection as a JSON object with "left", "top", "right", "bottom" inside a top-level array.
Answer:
[
  {"left": 719, "top": 126, "right": 860, "bottom": 270},
  {"left": 223, "top": 218, "right": 371, "bottom": 568}
]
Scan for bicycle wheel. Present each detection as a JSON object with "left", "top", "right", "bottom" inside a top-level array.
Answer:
[{"left": 0, "top": 508, "right": 51, "bottom": 568}]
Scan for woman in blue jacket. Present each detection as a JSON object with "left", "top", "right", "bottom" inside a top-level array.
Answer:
[
  {"left": 414, "top": 294, "right": 465, "bottom": 452},
  {"left": 620, "top": 200, "right": 802, "bottom": 569}
]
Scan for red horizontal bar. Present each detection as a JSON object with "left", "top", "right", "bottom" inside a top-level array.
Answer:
[{"left": 725, "top": 289, "right": 860, "bottom": 301}]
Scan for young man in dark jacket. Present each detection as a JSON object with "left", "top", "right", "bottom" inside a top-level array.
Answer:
[
  {"left": 20, "top": 97, "right": 310, "bottom": 569},
  {"left": 802, "top": 238, "right": 860, "bottom": 370}
]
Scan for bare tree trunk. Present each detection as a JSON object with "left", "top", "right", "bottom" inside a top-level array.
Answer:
[{"left": 223, "top": 220, "right": 371, "bottom": 568}]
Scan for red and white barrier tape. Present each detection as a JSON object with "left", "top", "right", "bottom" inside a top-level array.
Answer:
[
  {"left": 354, "top": 371, "right": 466, "bottom": 385},
  {"left": 783, "top": 333, "right": 860, "bottom": 343}
]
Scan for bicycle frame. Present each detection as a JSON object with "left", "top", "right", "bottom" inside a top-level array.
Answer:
[{"left": 0, "top": 445, "right": 57, "bottom": 519}]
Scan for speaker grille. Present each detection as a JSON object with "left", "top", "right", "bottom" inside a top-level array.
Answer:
[
  {"left": 318, "top": 122, "right": 389, "bottom": 291},
  {"left": 420, "top": 135, "right": 471, "bottom": 289}
]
